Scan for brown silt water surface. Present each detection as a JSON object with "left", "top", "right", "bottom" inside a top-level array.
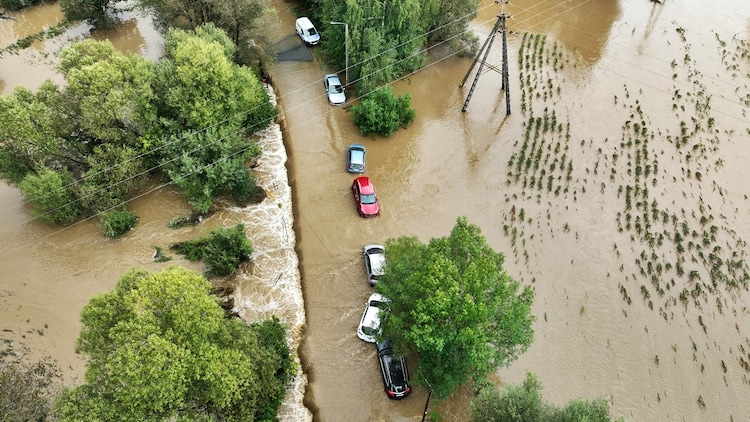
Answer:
[{"left": 3, "top": 0, "right": 750, "bottom": 421}]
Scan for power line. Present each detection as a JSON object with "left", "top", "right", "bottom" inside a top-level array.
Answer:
[{"left": 0, "top": 0, "right": 748, "bottom": 252}]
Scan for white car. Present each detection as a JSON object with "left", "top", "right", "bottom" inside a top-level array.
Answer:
[
  {"left": 363, "top": 244, "right": 385, "bottom": 286},
  {"left": 323, "top": 74, "right": 346, "bottom": 106},
  {"left": 295, "top": 17, "right": 320, "bottom": 46},
  {"left": 357, "top": 293, "right": 389, "bottom": 343}
]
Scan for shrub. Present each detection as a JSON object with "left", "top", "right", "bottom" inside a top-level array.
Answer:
[
  {"left": 18, "top": 168, "right": 80, "bottom": 225},
  {"left": 171, "top": 224, "right": 253, "bottom": 276},
  {"left": 0, "top": 357, "right": 61, "bottom": 421},
  {"left": 99, "top": 209, "right": 138, "bottom": 238},
  {"left": 351, "top": 86, "right": 416, "bottom": 136}
]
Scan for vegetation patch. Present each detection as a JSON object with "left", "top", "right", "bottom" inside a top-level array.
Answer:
[{"left": 171, "top": 224, "right": 253, "bottom": 276}]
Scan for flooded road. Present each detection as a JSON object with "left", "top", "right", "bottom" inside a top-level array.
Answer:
[
  {"left": 2, "top": 0, "right": 750, "bottom": 421},
  {"left": 273, "top": 0, "right": 750, "bottom": 420}
]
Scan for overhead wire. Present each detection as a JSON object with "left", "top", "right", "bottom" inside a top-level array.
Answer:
[
  {"left": 0, "top": 0, "right": 748, "bottom": 252},
  {"left": 0, "top": 0, "right": 500, "bottom": 227}
]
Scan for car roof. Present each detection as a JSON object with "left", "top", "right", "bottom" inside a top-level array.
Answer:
[
  {"left": 365, "top": 249, "right": 385, "bottom": 275},
  {"left": 296, "top": 17, "right": 314, "bottom": 28},
  {"left": 362, "top": 305, "right": 382, "bottom": 327}
]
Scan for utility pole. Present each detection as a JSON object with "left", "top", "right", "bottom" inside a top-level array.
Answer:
[
  {"left": 501, "top": 13, "right": 511, "bottom": 115},
  {"left": 460, "top": 16, "right": 501, "bottom": 112},
  {"left": 420, "top": 380, "right": 433, "bottom": 422},
  {"left": 460, "top": 1, "right": 512, "bottom": 114},
  {"left": 330, "top": 22, "right": 349, "bottom": 86}
]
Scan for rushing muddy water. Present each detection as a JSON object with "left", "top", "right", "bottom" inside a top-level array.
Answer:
[{"left": 3, "top": 0, "right": 750, "bottom": 421}]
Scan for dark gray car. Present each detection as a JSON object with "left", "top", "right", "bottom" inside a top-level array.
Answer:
[{"left": 375, "top": 339, "right": 411, "bottom": 399}]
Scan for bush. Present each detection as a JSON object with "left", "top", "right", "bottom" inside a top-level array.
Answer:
[
  {"left": 471, "top": 372, "right": 624, "bottom": 422},
  {"left": 171, "top": 224, "right": 253, "bottom": 276},
  {"left": 0, "top": 357, "right": 61, "bottom": 421},
  {"left": 99, "top": 209, "right": 138, "bottom": 238},
  {"left": 18, "top": 168, "right": 80, "bottom": 225},
  {"left": 351, "top": 86, "right": 416, "bottom": 136},
  {"left": 0, "top": 0, "right": 49, "bottom": 11}
]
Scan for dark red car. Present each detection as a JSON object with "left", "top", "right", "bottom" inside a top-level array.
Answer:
[{"left": 351, "top": 176, "right": 380, "bottom": 217}]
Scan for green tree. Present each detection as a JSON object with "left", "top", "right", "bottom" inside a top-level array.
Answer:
[
  {"left": 321, "top": 0, "right": 428, "bottom": 95},
  {"left": 351, "top": 85, "right": 416, "bottom": 136},
  {"left": 154, "top": 25, "right": 269, "bottom": 213},
  {"left": 54, "top": 266, "right": 294, "bottom": 421},
  {"left": 471, "top": 372, "right": 547, "bottom": 422},
  {"left": 59, "top": 39, "right": 159, "bottom": 147},
  {"left": 171, "top": 224, "right": 254, "bottom": 276},
  {"left": 59, "top": 0, "right": 122, "bottom": 28},
  {"left": 0, "top": 82, "right": 73, "bottom": 184},
  {"left": 154, "top": 24, "right": 275, "bottom": 132},
  {"left": 0, "top": 357, "right": 61, "bottom": 421},
  {"left": 422, "top": 0, "right": 481, "bottom": 52},
  {"left": 18, "top": 168, "right": 81, "bottom": 224},
  {"left": 136, "top": 0, "right": 279, "bottom": 68},
  {"left": 376, "top": 217, "right": 535, "bottom": 398},
  {"left": 471, "top": 372, "right": 623, "bottom": 422}
]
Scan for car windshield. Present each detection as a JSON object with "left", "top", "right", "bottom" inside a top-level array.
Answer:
[
  {"left": 307, "top": 27, "right": 317, "bottom": 35},
  {"left": 361, "top": 325, "right": 377, "bottom": 336},
  {"left": 360, "top": 193, "right": 376, "bottom": 204},
  {"left": 329, "top": 83, "right": 343, "bottom": 94}
]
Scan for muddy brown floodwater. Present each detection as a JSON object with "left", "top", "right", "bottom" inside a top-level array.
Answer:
[{"left": 3, "top": 0, "right": 750, "bottom": 421}]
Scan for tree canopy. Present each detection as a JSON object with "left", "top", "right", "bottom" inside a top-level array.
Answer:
[
  {"left": 0, "top": 24, "right": 274, "bottom": 229},
  {"left": 54, "top": 266, "right": 294, "bottom": 421},
  {"left": 471, "top": 372, "right": 624, "bottom": 422},
  {"left": 376, "top": 217, "right": 535, "bottom": 398},
  {"left": 136, "top": 0, "right": 279, "bottom": 68},
  {"left": 311, "top": 0, "right": 480, "bottom": 94}
]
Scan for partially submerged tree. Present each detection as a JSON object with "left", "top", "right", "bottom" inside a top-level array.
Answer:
[
  {"left": 54, "top": 266, "right": 294, "bottom": 421},
  {"left": 59, "top": 0, "right": 123, "bottom": 28},
  {"left": 0, "top": 25, "right": 274, "bottom": 230},
  {"left": 471, "top": 372, "right": 623, "bottom": 422},
  {"left": 351, "top": 85, "right": 415, "bottom": 136},
  {"left": 136, "top": 0, "right": 279, "bottom": 68},
  {"left": 376, "top": 216, "right": 535, "bottom": 398},
  {"left": 171, "top": 224, "right": 254, "bottom": 276}
]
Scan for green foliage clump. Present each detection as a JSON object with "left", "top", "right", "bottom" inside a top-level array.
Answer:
[
  {"left": 377, "top": 217, "right": 535, "bottom": 398},
  {"left": 0, "top": 24, "right": 276, "bottom": 231},
  {"left": 53, "top": 267, "right": 294, "bottom": 422},
  {"left": 351, "top": 86, "right": 416, "bottom": 136},
  {"left": 99, "top": 209, "right": 138, "bottom": 238},
  {"left": 18, "top": 168, "right": 80, "bottom": 225},
  {"left": 60, "top": 0, "right": 119, "bottom": 28},
  {"left": 0, "top": 0, "right": 49, "bottom": 11},
  {"left": 137, "top": 0, "right": 279, "bottom": 69},
  {"left": 0, "top": 357, "right": 61, "bottom": 421},
  {"left": 172, "top": 224, "right": 253, "bottom": 276},
  {"left": 471, "top": 372, "right": 623, "bottom": 422}
]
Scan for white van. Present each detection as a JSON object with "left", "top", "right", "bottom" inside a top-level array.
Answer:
[{"left": 295, "top": 17, "right": 320, "bottom": 46}]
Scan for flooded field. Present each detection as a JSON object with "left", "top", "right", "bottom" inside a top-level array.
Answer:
[{"left": 2, "top": 0, "right": 750, "bottom": 421}]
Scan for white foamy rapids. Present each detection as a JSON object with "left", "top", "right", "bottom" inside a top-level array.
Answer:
[{"left": 226, "top": 89, "right": 312, "bottom": 422}]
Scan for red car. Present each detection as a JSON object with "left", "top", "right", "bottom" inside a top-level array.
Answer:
[{"left": 351, "top": 176, "right": 380, "bottom": 217}]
